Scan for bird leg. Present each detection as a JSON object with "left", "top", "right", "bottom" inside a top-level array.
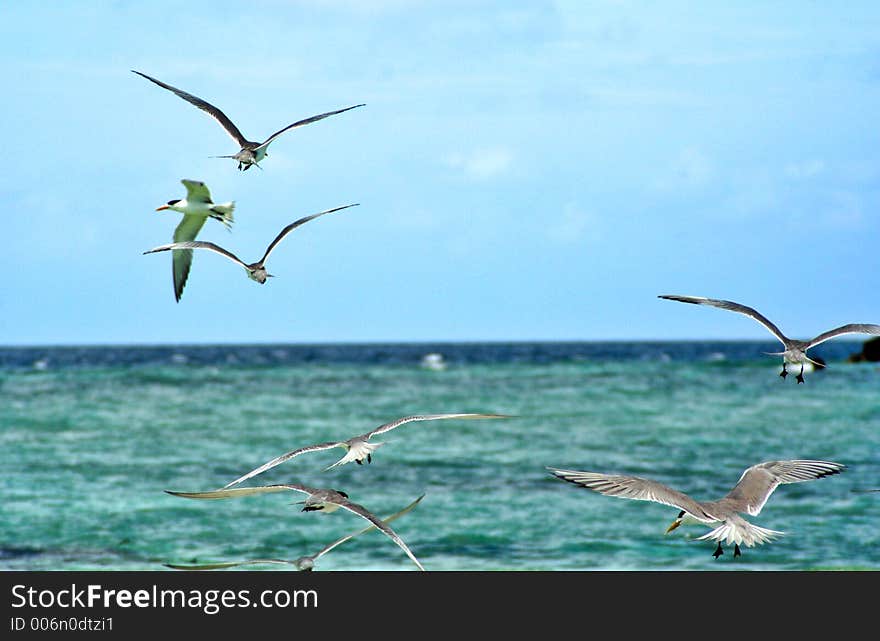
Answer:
[
  {"left": 301, "top": 505, "right": 323, "bottom": 512},
  {"left": 367, "top": 453, "right": 372, "bottom": 464},
  {"left": 355, "top": 459, "right": 363, "bottom": 466},
  {"left": 779, "top": 365, "right": 788, "bottom": 380},
  {"left": 796, "top": 364, "right": 805, "bottom": 384},
  {"left": 712, "top": 542, "right": 724, "bottom": 559},
  {"left": 734, "top": 544, "right": 741, "bottom": 558}
]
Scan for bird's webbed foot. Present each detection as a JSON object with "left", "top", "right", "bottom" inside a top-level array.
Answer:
[
  {"left": 734, "top": 544, "right": 741, "bottom": 558},
  {"left": 712, "top": 542, "right": 724, "bottom": 559},
  {"left": 367, "top": 453, "right": 372, "bottom": 464},
  {"left": 355, "top": 459, "right": 363, "bottom": 466},
  {"left": 779, "top": 365, "right": 788, "bottom": 379},
  {"left": 796, "top": 365, "right": 805, "bottom": 384}
]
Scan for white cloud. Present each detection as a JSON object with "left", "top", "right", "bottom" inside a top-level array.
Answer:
[
  {"left": 653, "top": 146, "right": 713, "bottom": 191},
  {"left": 445, "top": 147, "right": 513, "bottom": 180},
  {"left": 547, "top": 202, "right": 598, "bottom": 245},
  {"left": 785, "top": 159, "right": 825, "bottom": 179}
]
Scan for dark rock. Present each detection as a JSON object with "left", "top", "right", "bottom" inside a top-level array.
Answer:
[{"left": 848, "top": 336, "right": 880, "bottom": 362}]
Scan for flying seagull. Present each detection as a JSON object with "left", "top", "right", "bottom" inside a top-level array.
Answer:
[
  {"left": 659, "top": 295, "right": 880, "bottom": 383},
  {"left": 165, "top": 494, "right": 424, "bottom": 572},
  {"left": 548, "top": 459, "right": 844, "bottom": 559},
  {"left": 144, "top": 203, "right": 357, "bottom": 285},
  {"left": 223, "top": 413, "right": 511, "bottom": 489},
  {"left": 132, "top": 70, "right": 364, "bottom": 171},
  {"left": 166, "top": 484, "right": 426, "bottom": 571},
  {"left": 154, "top": 179, "right": 235, "bottom": 302}
]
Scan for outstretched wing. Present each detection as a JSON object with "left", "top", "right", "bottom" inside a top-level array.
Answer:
[
  {"left": 180, "top": 179, "right": 212, "bottom": 203},
  {"left": 255, "top": 104, "right": 366, "bottom": 151},
  {"left": 146, "top": 240, "right": 249, "bottom": 271},
  {"left": 258, "top": 203, "right": 359, "bottom": 265},
  {"left": 132, "top": 70, "right": 250, "bottom": 147},
  {"left": 548, "top": 467, "right": 717, "bottom": 522},
  {"left": 169, "top": 215, "right": 208, "bottom": 303},
  {"left": 313, "top": 494, "right": 426, "bottom": 562},
  {"left": 165, "top": 483, "right": 317, "bottom": 500},
  {"left": 365, "top": 412, "right": 511, "bottom": 438},
  {"left": 723, "top": 460, "right": 845, "bottom": 516},
  {"left": 166, "top": 559, "right": 294, "bottom": 571},
  {"left": 331, "top": 497, "right": 426, "bottom": 571},
  {"left": 806, "top": 324, "right": 880, "bottom": 349},
  {"left": 658, "top": 295, "right": 789, "bottom": 345},
  {"left": 222, "top": 441, "right": 345, "bottom": 489}
]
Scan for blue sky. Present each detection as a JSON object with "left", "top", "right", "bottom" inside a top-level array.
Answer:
[{"left": 2, "top": 1, "right": 879, "bottom": 345}]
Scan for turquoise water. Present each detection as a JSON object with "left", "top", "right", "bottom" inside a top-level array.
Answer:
[{"left": 1, "top": 342, "right": 878, "bottom": 571}]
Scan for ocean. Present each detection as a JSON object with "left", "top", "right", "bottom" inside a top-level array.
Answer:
[{"left": 1, "top": 341, "right": 878, "bottom": 571}]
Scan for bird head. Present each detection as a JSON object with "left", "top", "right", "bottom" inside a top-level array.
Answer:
[
  {"left": 156, "top": 199, "right": 181, "bottom": 212},
  {"left": 247, "top": 267, "right": 272, "bottom": 284}
]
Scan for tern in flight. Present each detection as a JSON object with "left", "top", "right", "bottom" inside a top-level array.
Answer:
[
  {"left": 154, "top": 179, "right": 235, "bottom": 302},
  {"left": 165, "top": 494, "right": 424, "bottom": 572},
  {"left": 166, "top": 484, "right": 426, "bottom": 571},
  {"left": 659, "top": 295, "right": 880, "bottom": 383},
  {"left": 549, "top": 460, "right": 845, "bottom": 559},
  {"left": 144, "top": 203, "right": 357, "bottom": 286},
  {"left": 223, "top": 413, "right": 511, "bottom": 489},
  {"left": 132, "top": 70, "right": 364, "bottom": 171}
]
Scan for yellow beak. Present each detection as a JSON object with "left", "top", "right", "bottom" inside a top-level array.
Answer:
[
  {"left": 155, "top": 204, "right": 170, "bottom": 211},
  {"left": 666, "top": 520, "right": 682, "bottom": 534}
]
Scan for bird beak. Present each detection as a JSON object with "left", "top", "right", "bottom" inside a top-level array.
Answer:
[
  {"left": 156, "top": 204, "right": 170, "bottom": 211},
  {"left": 666, "top": 519, "right": 682, "bottom": 534}
]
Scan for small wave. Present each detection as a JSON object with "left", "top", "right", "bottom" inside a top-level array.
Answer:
[{"left": 420, "top": 353, "right": 447, "bottom": 370}]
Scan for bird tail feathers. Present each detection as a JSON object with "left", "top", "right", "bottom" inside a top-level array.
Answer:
[{"left": 696, "top": 519, "right": 784, "bottom": 547}]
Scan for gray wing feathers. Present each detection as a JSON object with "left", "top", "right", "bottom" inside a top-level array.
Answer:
[
  {"left": 367, "top": 412, "right": 509, "bottom": 438},
  {"left": 132, "top": 70, "right": 250, "bottom": 147},
  {"left": 256, "top": 104, "right": 366, "bottom": 150},
  {"left": 314, "top": 494, "right": 425, "bottom": 561},
  {"left": 334, "top": 498, "right": 425, "bottom": 571},
  {"left": 150, "top": 241, "right": 248, "bottom": 269},
  {"left": 259, "top": 203, "right": 359, "bottom": 265},
  {"left": 164, "top": 483, "right": 316, "bottom": 500},
  {"left": 548, "top": 468, "right": 716, "bottom": 522},
  {"left": 658, "top": 295, "right": 789, "bottom": 343},
  {"left": 806, "top": 324, "right": 880, "bottom": 349},
  {"left": 724, "top": 460, "right": 845, "bottom": 516},
  {"left": 222, "top": 441, "right": 344, "bottom": 489}
]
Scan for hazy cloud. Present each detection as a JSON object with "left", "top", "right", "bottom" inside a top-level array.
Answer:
[
  {"left": 445, "top": 147, "right": 513, "bottom": 180},
  {"left": 784, "top": 159, "right": 825, "bottom": 179},
  {"left": 653, "top": 147, "right": 713, "bottom": 191},
  {"left": 547, "top": 202, "right": 598, "bottom": 245}
]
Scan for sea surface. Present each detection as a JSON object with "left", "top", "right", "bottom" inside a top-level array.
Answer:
[{"left": 1, "top": 341, "right": 878, "bottom": 571}]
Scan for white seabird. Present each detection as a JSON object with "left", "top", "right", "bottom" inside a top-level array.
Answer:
[
  {"left": 223, "top": 413, "right": 511, "bottom": 489},
  {"left": 154, "top": 179, "right": 235, "bottom": 302},
  {"left": 145, "top": 203, "right": 357, "bottom": 286},
  {"left": 132, "top": 70, "right": 364, "bottom": 171},
  {"left": 166, "top": 484, "right": 426, "bottom": 570},
  {"left": 165, "top": 494, "right": 424, "bottom": 572},
  {"left": 659, "top": 294, "right": 880, "bottom": 383},
  {"left": 548, "top": 459, "right": 845, "bottom": 558}
]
